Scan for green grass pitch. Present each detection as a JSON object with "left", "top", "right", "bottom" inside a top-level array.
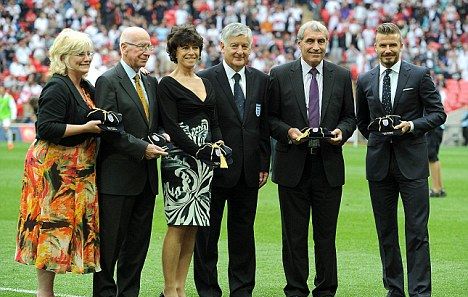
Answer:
[{"left": 0, "top": 142, "right": 467, "bottom": 296}]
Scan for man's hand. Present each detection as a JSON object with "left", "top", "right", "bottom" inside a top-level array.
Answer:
[
  {"left": 144, "top": 144, "right": 168, "bottom": 159},
  {"left": 288, "top": 128, "right": 307, "bottom": 145},
  {"left": 394, "top": 121, "right": 412, "bottom": 134},
  {"left": 327, "top": 128, "right": 343, "bottom": 145},
  {"left": 259, "top": 171, "right": 269, "bottom": 188}
]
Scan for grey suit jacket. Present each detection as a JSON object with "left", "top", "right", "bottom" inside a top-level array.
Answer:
[
  {"left": 356, "top": 61, "right": 446, "bottom": 181},
  {"left": 95, "top": 62, "right": 160, "bottom": 195},
  {"left": 198, "top": 63, "right": 270, "bottom": 188},
  {"left": 269, "top": 59, "right": 356, "bottom": 187}
]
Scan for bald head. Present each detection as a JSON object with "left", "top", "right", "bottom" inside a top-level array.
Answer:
[
  {"left": 119, "top": 27, "right": 152, "bottom": 70},
  {"left": 120, "top": 27, "right": 150, "bottom": 47}
]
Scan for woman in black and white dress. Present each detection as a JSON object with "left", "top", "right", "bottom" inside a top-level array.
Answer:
[{"left": 157, "top": 25, "right": 223, "bottom": 297}]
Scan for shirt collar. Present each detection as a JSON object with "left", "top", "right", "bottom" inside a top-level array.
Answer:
[
  {"left": 379, "top": 60, "right": 401, "bottom": 77},
  {"left": 223, "top": 59, "right": 246, "bottom": 80},
  {"left": 301, "top": 58, "right": 323, "bottom": 78},
  {"left": 120, "top": 59, "right": 139, "bottom": 79}
]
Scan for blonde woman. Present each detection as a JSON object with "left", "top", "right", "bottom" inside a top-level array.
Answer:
[{"left": 15, "top": 28, "right": 102, "bottom": 297}]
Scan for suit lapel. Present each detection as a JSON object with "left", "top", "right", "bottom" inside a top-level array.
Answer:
[
  {"left": 371, "top": 66, "right": 386, "bottom": 115},
  {"left": 243, "top": 67, "right": 255, "bottom": 123},
  {"left": 289, "top": 60, "right": 308, "bottom": 124},
  {"left": 320, "top": 61, "right": 334, "bottom": 122},
  {"left": 116, "top": 63, "right": 149, "bottom": 126},
  {"left": 214, "top": 64, "right": 243, "bottom": 121},
  {"left": 392, "top": 61, "right": 411, "bottom": 113}
]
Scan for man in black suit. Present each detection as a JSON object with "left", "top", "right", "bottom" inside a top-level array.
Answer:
[
  {"left": 194, "top": 23, "right": 270, "bottom": 297},
  {"left": 356, "top": 23, "right": 446, "bottom": 297},
  {"left": 269, "top": 21, "right": 356, "bottom": 297},
  {"left": 93, "top": 27, "right": 167, "bottom": 297}
]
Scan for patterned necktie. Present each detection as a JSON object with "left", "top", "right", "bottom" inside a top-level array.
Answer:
[
  {"left": 308, "top": 68, "right": 320, "bottom": 127},
  {"left": 382, "top": 69, "right": 393, "bottom": 115},
  {"left": 134, "top": 74, "right": 149, "bottom": 120},
  {"left": 233, "top": 73, "right": 245, "bottom": 120}
]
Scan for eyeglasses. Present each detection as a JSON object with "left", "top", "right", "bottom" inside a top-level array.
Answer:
[
  {"left": 124, "top": 42, "right": 154, "bottom": 52},
  {"left": 75, "top": 51, "right": 95, "bottom": 58}
]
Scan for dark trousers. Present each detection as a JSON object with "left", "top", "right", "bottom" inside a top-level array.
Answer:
[
  {"left": 194, "top": 176, "right": 259, "bottom": 297},
  {"left": 279, "top": 154, "right": 342, "bottom": 297},
  {"left": 369, "top": 151, "right": 431, "bottom": 297},
  {"left": 93, "top": 182, "right": 155, "bottom": 297}
]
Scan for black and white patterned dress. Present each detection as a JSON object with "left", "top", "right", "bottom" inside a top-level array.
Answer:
[{"left": 158, "top": 76, "right": 222, "bottom": 226}]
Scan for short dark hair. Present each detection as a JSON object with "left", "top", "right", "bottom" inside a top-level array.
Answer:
[
  {"left": 166, "top": 25, "right": 204, "bottom": 63},
  {"left": 376, "top": 23, "right": 401, "bottom": 36}
]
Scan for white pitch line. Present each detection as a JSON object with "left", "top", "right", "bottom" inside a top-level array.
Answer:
[{"left": 0, "top": 287, "right": 86, "bottom": 297}]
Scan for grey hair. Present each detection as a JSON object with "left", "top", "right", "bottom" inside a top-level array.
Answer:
[
  {"left": 297, "top": 20, "right": 329, "bottom": 41},
  {"left": 220, "top": 22, "right": 253, "bottom": 45}
]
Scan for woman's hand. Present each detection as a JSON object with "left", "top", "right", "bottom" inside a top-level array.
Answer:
[{"left": 83, "top": 120, "right": 102, "bottom": 134}]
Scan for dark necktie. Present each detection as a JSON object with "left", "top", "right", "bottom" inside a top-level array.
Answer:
[
  {"left": 233, "top": 73, "right": 245, "bottom": 120},
  {"left": 308, "top": 68, "right": 319, "bottom": 127},
  {"left": 382, "top": 69, "right": 392, "bottom": 115}
]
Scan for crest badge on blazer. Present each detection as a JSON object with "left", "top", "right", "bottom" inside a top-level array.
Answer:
[{"left": 255, "top": 103, "right": 261, "bottom": 117}]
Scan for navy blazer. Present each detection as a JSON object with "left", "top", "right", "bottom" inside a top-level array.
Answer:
[
  {"left": 198, "top": 63, "right": 270, "bottom": 188},
  {"left": 269, "top": 59, "right": 356, "bottom": 188},
  {"left": 356, "top": 61, "right": 446, "bottom": 181}
]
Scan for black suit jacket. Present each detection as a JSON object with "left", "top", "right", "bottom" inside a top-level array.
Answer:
[
  {"left": 95, "top": 62, "right": 160, "bottom": 196},
  {"left": 269, "top": 59, "right": 356, "bottom": 188},
  {"left": 198, "top": 63, "right": 270, "bottom": 188},
  {"left": 356, "top": 61, "right": 446, "bottom": 181},
  {"left": 36, "top": 74, "right": 96, "bottom": 146}
]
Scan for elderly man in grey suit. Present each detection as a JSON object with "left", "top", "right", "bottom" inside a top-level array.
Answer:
[
  {"left": 194, "top": 23, "right": 270, "bottom": 297},
  {"left": 356, "top": 23, "right": 446, "bottom": 297},
  {"left": 93, "top": 27, "right": 167, "bottom": 297},
  {"left": 269, "top": 20, "right": 356, "bottom": 297}
]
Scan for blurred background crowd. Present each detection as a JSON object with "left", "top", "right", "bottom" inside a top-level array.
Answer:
[{"left": 0, "top": 0, "right": 467, "bottom": 128}]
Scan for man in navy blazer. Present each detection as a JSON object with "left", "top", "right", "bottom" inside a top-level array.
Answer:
[
  {"left": 194, "top": 23, "right": 270, "bottom": 297},
  {"left": 356, "top": 23, "right": 446, "bottom": 297},
  {"left": 93, "top": 27, "right": 167, "bottom": 297},
  {"left": 269, "top": 21, "right": 356, "bottom": 297}
]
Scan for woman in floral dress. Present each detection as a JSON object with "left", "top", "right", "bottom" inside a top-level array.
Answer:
[{"left": 15, "top": 28, "right": 102, "bottom": 297}]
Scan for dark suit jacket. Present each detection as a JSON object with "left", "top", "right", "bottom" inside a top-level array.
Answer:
[
  {"left": 198, "top": 63, "right": 270, "bottom": 188},
  {"left": 269, "top": 59, "right": 356, "bottom": 188},
  {"left": 36, "top": 74, "right": 96, "bottom": 146},
  {"left": 95, "top": 62, "right": 160, "bottom": 196},
  {"left": 356, "top": 61, "right": 446, "bottom": 181}
]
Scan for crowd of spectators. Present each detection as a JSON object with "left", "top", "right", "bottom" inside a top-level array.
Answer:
[{"left": 0, "top": 0, "right": 466, "bottom": 121}]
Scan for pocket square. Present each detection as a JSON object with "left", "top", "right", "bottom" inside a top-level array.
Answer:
[{"left": 402, "top": 88, "right": 414, "bottom": 91}]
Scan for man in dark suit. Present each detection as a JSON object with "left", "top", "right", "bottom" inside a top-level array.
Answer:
[
  {"left": 269, "top": 21, "right": 356, "bottom": 297},
  {"left": 193, "top": 23, "right": 270, "bottom": 297},
  {"left": 93, "top": 27, "right": 167, "bottom": 297},
  {"left": 356, "top": 23, "right": 446, "bottom": 297}
]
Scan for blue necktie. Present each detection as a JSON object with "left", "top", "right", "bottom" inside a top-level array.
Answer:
[
  {"left": 308, "top": 68, "right": 319, "bottom": 127},
  {"left": 233, "top": 73, "right": 245, "bottom": 120},
  {"left": 382, "top": 69, "right": 392, "bottom": 114}
]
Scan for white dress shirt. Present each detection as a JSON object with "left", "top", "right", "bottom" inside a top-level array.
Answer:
[
  {"left": 223, "top": 59, "right": 247, "bottom": 96},
  {"left": 379, "top": 60, "right": 401, "bottom": 107},
  {"left": 301, "top": 58, "right": 324, "bottom": 119},
  {"left": 120, "top": 59, "right": 149, "bottom": 104}
]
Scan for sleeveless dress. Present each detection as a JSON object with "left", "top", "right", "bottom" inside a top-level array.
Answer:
[{"left": 158, "top": 76, "right": 222, "bottom": 226}]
